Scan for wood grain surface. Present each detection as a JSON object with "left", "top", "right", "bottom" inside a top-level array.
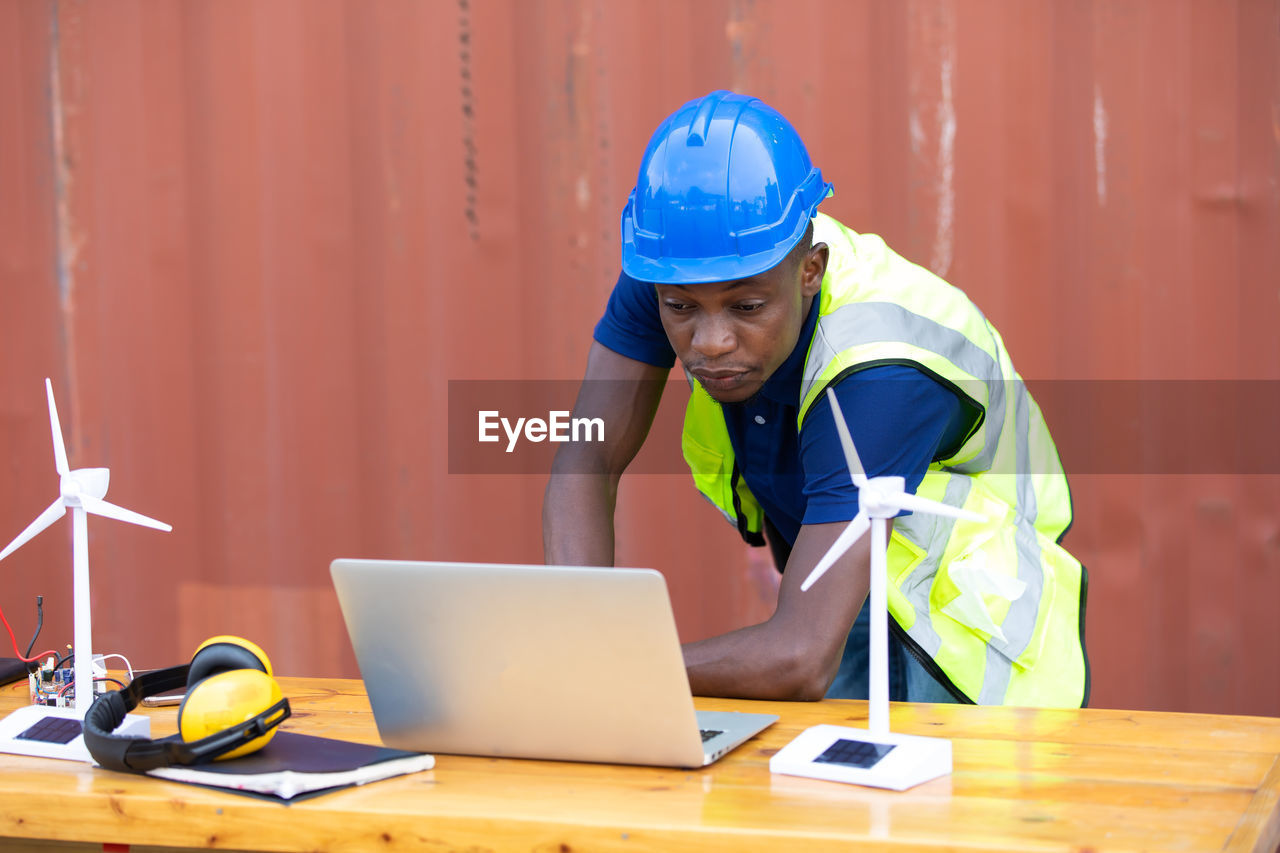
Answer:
[{"left": 1, "top": 675, "right": 1277, "bottom": 852}]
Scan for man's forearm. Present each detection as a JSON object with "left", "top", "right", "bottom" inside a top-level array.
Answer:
[
  {"left": 682, "top": 616, "right": 843, "bottom": 702},
  {"left": 541, "top": 342, "right": 668, "bottom": 568},
  {"left": 682, "top": 520, "right": 876, "bottom": 702},
  {"left": 542, "top": 470, "right": 618, "bottom": 567}
]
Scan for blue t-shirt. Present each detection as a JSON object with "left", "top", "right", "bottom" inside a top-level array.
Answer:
[{"left": 594, "top": 272, "right": 976, "bottom": 545}]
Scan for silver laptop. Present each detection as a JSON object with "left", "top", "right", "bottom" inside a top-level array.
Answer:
[{"left": 330, "top": 559, "right": 777, "bottom": 767}]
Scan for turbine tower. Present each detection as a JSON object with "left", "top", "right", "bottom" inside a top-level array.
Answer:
[
  {"left": 770, "top": 387, "right": 986, "bottom": 790},
  {"left": 0, "top": 378, "right": 168, "bottom": 761}
]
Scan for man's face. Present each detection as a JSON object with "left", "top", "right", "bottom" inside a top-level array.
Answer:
[{"left": 655, "top": 243, "right": 827, "bottom": 404}]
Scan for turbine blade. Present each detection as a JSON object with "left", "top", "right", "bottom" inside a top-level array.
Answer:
[
  {"left": 825, "top": 388, "right": 867, "bottom": 487},
  {"left": 45, "top": 378, "right": 69, "bottom": 475},
  {"left": 894, "top": 492, "right": 986, "bottom": 523},
  {"left": 79, "top": 495, "right": 172, "bottom": 532},
  {"left": 0, "top": 499, "right": 66, "bottom": 562},
  {"left": 800, "top": 512, "right": 870, "bottom": 592}
]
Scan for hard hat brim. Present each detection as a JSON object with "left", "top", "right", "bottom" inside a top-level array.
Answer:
[{"left": 620, "top": 216, "right": 811, "bottom": 285}]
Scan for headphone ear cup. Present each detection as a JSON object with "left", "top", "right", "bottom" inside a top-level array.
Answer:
[
  {"left": 185, "top": 636, "right": 272, "bottom": 690},
  {"left": 177, "top": 668, "right": 285, "bottom": 761}
]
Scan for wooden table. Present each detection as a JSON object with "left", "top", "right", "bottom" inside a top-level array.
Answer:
[{"left": 1, "top": 676, "right": 1277, "bottom": 852}]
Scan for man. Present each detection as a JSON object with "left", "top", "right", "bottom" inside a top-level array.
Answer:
[{"left": 543, "top": 91, "right": 1088, "bottom": 706}]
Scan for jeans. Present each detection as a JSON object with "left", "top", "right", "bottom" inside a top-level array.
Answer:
[{"left": 824, "top": 598, "right": 959, "bottom": 703}]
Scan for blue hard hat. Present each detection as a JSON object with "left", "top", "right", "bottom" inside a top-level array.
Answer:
[{"left": 620, "top": 90, "right": 832, "bottom": 284}]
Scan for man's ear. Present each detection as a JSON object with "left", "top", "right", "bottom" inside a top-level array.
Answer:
[{"left": 801, "top": 243, "right": 829, "bottom": 297}]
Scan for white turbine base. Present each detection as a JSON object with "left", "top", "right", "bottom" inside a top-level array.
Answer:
[
  {"left": 0, "top": 704, "right": 150, "bottom": 764},
  {"left": 770, "top": 724, "right": 952, "bottom": 791}
]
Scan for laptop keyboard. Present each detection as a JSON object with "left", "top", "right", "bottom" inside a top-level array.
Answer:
[
  {"left": 17, "top": 717, "right": 83, "bottom": 744},
  {"left": 699, "top": 728, "right": 724, "bottom": 743}
]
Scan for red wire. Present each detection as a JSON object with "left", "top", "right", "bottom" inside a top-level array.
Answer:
[{"left": 0, "top": 599, "right": 56, "bottom": 664}]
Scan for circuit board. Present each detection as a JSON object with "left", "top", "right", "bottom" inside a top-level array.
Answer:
[{"left": 28, "top": 658, "right": 75, "bottom": 707}]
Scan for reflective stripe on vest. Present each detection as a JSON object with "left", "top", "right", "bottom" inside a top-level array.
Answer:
[{"left": 679, "top": 213, "right": 1088, "bottom": 707}]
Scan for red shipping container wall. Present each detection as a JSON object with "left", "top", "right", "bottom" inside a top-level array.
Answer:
[{"left": 1, "top": 0, "right": 1276, "bottom": 714}]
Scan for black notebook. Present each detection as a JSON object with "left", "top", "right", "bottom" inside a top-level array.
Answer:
[{"left": 141, "top": 731, "right": 434, "bottom": 802}]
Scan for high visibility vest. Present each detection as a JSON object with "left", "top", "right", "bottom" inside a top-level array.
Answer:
[{"left": 681, "top": 213, "right": 1089, "bottom": 707}]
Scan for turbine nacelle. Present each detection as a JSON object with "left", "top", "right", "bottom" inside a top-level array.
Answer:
[
  {"left": 60, "top": 468, "right": 110, "bottom": 505},
  {"left": 856, "top": 476, "right": 906, "bottom": 518}
]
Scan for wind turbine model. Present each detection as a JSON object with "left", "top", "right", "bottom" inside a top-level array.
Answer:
[
  {"left": 769, "top": 388, "right": 984, "bottom": 791},
  {"left": 0, "top": 378, "right": 169, "bottom": 762}
]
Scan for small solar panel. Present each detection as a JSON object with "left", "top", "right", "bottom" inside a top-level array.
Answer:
[
  {"left": 813, "top": 738, "right": 896, "bottom": 769},
  {"left": 16, "top": 716, "right": 83, "bottom": 745}
]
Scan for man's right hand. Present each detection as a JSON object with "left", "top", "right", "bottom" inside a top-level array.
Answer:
[{"left": 542, "top": 342, "right": 668, "bottom": 567}]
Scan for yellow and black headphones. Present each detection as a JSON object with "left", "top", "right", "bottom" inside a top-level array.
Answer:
[{"left": 84, "top": 635, "right": 291, "bottom": 772}]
